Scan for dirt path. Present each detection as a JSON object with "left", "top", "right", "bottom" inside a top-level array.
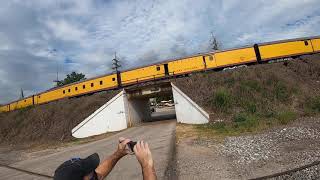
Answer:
[{"left": 0, "top": 120, "right": 176, "bottom": 180}]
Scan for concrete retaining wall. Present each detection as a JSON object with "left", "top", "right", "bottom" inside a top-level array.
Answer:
[
  {"left": 72, "top": 91, "right": 128, "bottom": 138},
  {"left": 171, "top": 83, "right": 209, "bottom": 124}
]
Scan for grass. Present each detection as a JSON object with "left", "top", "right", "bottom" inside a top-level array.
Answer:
[
  {"left": 276, "top": 111, "right": 297, "bottom": 125},
  {"left": 176, "top": 57, "right": 320, "bottom": 140},
  {"left": 211, "top": 88, "right": 232, "bottom": 112},
  {"left": 305, "top": 96, "right": 320, "bottom": 114},
  {"left": 195, "top": 109, "right": 298, "bottom": 138}
]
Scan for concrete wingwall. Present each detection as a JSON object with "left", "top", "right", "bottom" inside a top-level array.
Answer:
[
  {"left": 72, "top": 90, "right": 153, "bottom": 138},
  {"left": 171, "top": 83, "right": 209, "bottom": 124},
  {"left": 72, "top": 91, "right": 128, "bottom": 138}
]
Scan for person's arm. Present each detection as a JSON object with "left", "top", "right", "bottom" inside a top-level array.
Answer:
[
  {"left": 134, "top": 141, "right": 157, "bottom": 180},
  {"left": 95, "top": 137, "right": 130, "bottom": 179}
]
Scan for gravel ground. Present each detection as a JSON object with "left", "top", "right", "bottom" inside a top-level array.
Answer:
[
  {"left": 270, "top": 163, "right": 320, "bottom": 180},
  {"left": 177, "top": 117, "right": 320, "bottom": 179}
]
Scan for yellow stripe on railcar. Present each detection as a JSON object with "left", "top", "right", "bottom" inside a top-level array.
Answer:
[
  {"left": 121, "top": 65, "right": 165, "bottom": 85},
  {"left": 168, "top": 56, "right": 205, "bottom": 75},
  {"left": 259, "top": 40, "right": 314, "bottom": 61},
  {"left": 311, "top": 38, "right": 320, "bottom": 52}
]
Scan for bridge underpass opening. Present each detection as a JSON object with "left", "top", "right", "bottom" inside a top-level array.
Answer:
[
  {"left": 125, "top": 82, "right": 176, "bottom": 124},
  {"left": 72, "top": 81, "right": 209, "bottom": 138}
]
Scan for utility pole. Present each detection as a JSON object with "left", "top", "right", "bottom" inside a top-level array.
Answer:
[
  {"left": 48, "top": 49, "right": 60, "bottom": 87},
  {"left": 210, "top": 32, "right": 219, "bottom": 51},
  {"left": 53, "top": 61, "right": 60, "bottom": 87},
  {"left": 20, "top": 88, "right": 24, "bottom": 99},
  {"left": 112, "top": 52, "right": 122, "bottom": 87},
  {"left": 112, "top": 52, "right": 121, "bottom": 73}
]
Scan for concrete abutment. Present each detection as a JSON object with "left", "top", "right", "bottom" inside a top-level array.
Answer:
[{"left": 72, "top": 82, "right": 209, "bottom": 138}]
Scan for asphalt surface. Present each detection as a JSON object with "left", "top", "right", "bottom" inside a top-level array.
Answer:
[{"left": 1, "top": 120, "right": 176, "bottom": 180}]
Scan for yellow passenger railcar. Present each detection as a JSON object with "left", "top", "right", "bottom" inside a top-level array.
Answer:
[
  {"left": 0, "top": 105, "right": 8, "bottom": 112},
  {"left": 205, "top": 47, "right": 256, "bottom": 69},
  {"left": 311, "top": 37, "right": 320, "bottom": 52},
  {"left": 60, "top": 74, "right": 118, "bottom": 98},
  {"left": 167, "top": 55, "right": 205, "bottom": 75},
  {"left": 36, "top": 73, "right": 118, "bottom": 104},
  {"left": 9, "top": 96, "right": 33, "bottom": 111},
  {"left": 121, "top": 65, "right": 165, "bottom": 85},
  {"left": 259, "top": 39, "right": 314, "bottom": 61}
]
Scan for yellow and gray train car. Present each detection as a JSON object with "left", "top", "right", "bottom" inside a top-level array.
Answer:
[{"left": 1, "top": 36, "right": 320, "bottom": 113}]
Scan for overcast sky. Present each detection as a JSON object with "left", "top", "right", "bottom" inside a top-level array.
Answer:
[{"left": 0, "top": 0, "right": 319, "bottom": 104}]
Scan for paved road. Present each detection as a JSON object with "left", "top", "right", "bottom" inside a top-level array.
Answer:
[{"left": 0, "top": 120, "right": 176, "bottom": 180}]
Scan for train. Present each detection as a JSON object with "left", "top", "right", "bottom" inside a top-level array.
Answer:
[{"left": 1, "top": 36, "right": 320, "bottom": 113}]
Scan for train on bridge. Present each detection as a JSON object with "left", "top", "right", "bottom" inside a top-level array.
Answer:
[{"left": 1, "top": 36, "right": 320, "bottom": 112}]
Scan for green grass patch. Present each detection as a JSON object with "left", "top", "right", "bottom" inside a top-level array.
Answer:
[
  {"left": 276, "top": 111, "right": 297, "bottom": 125},
  {"left": 211, "top": 88, "right": 232, "bottom": 112},
  {"left": 196, "top": 110, "right": 299, "bottom": 137},
  {"left": 306, "top": 96, "right": 320, "bottom": 113}
]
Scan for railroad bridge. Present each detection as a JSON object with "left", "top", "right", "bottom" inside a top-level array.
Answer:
[{"left": 72, "top": 81, "right": 209, "bottom": 138}]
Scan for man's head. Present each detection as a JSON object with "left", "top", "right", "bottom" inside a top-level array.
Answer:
[{"left": 54, "top": 153, "right": 100, "bottom": 180}]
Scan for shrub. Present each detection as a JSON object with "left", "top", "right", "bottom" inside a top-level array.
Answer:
[
  {"left": 234, "top": 113, "right": 247, "bottom": 122},
  {"left": 310, "top": 96, "right": 320, "bottom": 112},
  {"left": 245, "top": 102, "right": 257, "bottom": 114},
  {"left": 212, "top": 89, "right": 232, "bottom": 111},
  {"left": 274, "top": 82, "right": 289, "bottom": 102},
  {"left": 276, "top": 111, "right": 297, "bottom": 125},
  {"left": 305, "top": 96, "right": 320, "bottom": 113},
  {"left": 233, "top": 113, "right": 259, "bottom": 132}
]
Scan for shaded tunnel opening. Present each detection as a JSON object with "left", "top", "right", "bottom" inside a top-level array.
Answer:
[
  {"left": 149, "top": 94, "right": 176, "bottom": 122},
  {"left": 125, "top": 83, "right": 176, "bottom": 124}
]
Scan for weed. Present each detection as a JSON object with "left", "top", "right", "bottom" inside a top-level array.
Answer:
[
  {"left": 305, "top": 96, "right": 320, "bottom": 113},
  {"left": 240, "top": 80, "right": 261, "bottom": 92},
  {"left": 310, "top": 96, "right": 320, "bottom": 112},
  {"left": 274, "top": 82, "right": 289, "bottom": 101},
  {"left": 276, "top": 111, "right": 297, "bottom": 125},
  {"left": 233, "top": 113, "right": 248, "bottom": 122},
  {"left": 233, "top": 113, "right": 259, "bottom": 131},
  {"left": 245, "top": 102, "right": 257, "bottom": 114},
  {"left": 211, "top": 89, "right": 232, "bottom": 111}
]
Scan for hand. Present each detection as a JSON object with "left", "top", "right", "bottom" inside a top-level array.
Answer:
[
  {"left": 115, "top": 137, "right": 131, "bottom": 157},
  {"left": 133, "top": 141, "right": 154, "bottom": 169}
]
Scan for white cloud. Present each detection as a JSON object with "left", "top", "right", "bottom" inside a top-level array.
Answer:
[{"left": 0, "top": 0, "right": 319, "bottom": 104}]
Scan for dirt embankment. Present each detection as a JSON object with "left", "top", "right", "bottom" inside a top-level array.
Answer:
[
  {"left": 174, "top": 54, "right": 320, "bottom": 179},
  {"left": 174, "top": 54, "right": 320, "bottom": 133},
  {"left": 0, "top": 90, "right": 119, "bottom": 148}
]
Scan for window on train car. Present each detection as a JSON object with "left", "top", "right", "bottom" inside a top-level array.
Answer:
[
  {"left": 91, "top": 83, "right": 94, "bottom": 87},
  {"left": 83, "top": 85, "right": 86, "bottom": 89},
  {"left": 68, "top": 89, "right": 71, "bottom": 92},
  {"left": 38, "top": 95, "right": 41, "bottom": 98},
  {"left": 100, "top": 81, "right": 103, "bottom": 85},
  {"left": 75, "top": 87, "right": 78, "bottom": 91},
  {"left": 112, "top": 78, "right": 115, "bottom": 81},
  {"left": 156, "top": 66, "right": 160, "bottom": 71},
  {"left": 63, "top": 90, "right": 65, "bottom": 94},
  {"left": 304, "top": 41, "right": 309, "bottom": 46}
]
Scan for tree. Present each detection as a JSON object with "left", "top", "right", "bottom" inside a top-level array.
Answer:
[{"left": 57, "top": 72, "right": 86, "bottom": 86}]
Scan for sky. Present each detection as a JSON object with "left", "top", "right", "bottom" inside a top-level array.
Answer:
[{"left": 0, "top": 0, "right": 319, "bottom": 104}]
